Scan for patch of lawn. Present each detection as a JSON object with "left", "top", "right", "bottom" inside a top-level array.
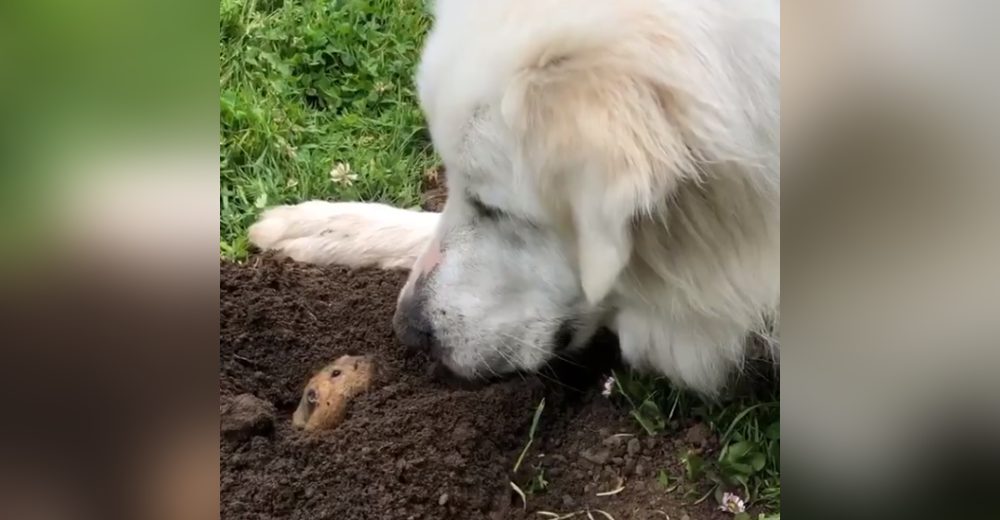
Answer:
[{"left": 220, "top": 0, "right": 437, "bottom": 258}]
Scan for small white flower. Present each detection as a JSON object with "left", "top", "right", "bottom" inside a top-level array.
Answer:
[
  {"left": 330, "top": 162, "right": 358, "bottom": 187},
  {"left": 718, "top": 492, "right": 746, "bottom": 514},
  {"left": 601, "top": 376, "right": 615, "bottom": 397}
]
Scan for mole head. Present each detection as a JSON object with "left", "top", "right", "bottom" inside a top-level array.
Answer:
[{"left": 292, "top": 355, "right": 374, "bottom": 431}]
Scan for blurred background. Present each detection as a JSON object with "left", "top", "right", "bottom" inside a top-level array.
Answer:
[
  {"left": 0, "top": 0, "right": 998, "bottom": 518},
  {"left": 0, "top": 1, "right": 220, "bottom": 519},
  {"left": 783, "top": 1, "right": 1000, "bottom": 517}
]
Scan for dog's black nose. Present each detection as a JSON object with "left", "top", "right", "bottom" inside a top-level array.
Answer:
[{"left": 393, "top": 295, "right": 439, "bottom": 356}]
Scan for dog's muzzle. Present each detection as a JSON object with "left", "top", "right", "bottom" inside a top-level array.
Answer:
[
  {"left": 393, "top": 290, "right": 440, "bottom": 356},
  {"left": 394, "top": 237, "right": 443, "bottom": 358}
]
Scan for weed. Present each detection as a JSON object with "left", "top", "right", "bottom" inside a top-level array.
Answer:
[
  {"left": 657, "top": 469, "right": 671, "bottom": 488},
  {"left": 510, "top": 398, "right": 547, "bottom": 507},
  {"left": 513, "top": 398, "right": 546, "bottom": 473},
  {"left": 526, "top": 467, "right": 550, "bottom": 495}
]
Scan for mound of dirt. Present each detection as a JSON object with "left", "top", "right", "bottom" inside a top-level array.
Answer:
[{"left": 220, "top": 257, "right": 725, "bottom": 520}]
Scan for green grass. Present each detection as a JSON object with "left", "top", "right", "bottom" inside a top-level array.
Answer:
[
  {"left": 219, "top": 0, "right": 779, "bottom": 513},
  {"left": 614, "top": 370, "right": 781, "bottom": 512},
  {"left": 220, "top": 0, "right": 437, "bottom": 258}
]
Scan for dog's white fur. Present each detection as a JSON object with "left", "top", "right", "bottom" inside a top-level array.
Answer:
[
  {"left": 249, "top": 201, "right": 438, "bottom": 269},
  {"left": 251, "top": 0, "right": 780, "bottom": 395}
]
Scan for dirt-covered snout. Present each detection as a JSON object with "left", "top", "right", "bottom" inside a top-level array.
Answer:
[
  {"left": 292, "top": 355, "right": 374, "bottom": 431},
  {"left": 393, "top": 236, "right": 442, "bottom": 356}
]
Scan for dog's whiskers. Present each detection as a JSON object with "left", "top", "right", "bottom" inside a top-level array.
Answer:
[{"left": 495, "top": 330, "right": 584, "bottom": 368}]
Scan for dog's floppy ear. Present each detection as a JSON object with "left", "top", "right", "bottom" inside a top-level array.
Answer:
[{"left": 501, "top": 39, "right": 698, "bottom": 305}]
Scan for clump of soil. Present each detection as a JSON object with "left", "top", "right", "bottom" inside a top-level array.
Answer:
[
  {"left": 220, "top": 256, "right": 726, "bottom": 520},
  {"left": 221, "top": 393, "right": 276, "bottom": 441}
]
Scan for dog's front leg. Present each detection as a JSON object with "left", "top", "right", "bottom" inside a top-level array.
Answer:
[{"left": 249, "top": 201, "right": 439, "bottom": 270}]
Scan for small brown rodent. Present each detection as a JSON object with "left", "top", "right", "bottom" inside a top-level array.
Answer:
[{"left": 292, "top": 355, "right": 374, "bottom": 431}]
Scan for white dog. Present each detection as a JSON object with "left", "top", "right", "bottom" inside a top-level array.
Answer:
[{"left": 250, "top": 0, "right": 780, "bottom": 395}]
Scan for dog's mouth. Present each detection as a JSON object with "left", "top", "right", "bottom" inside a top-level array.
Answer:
[
  {"left": 426, "top": 361, "right": 500, "bottom": 390},
  {"left": 426, "top": 327, "right": 623, "bottom": 392}
]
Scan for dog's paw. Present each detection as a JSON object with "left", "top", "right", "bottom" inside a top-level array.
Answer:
[
  {"left": 248, "top": 201, "right": 341, "bottom": 251},
  {"left": 249, "top": 201, "right": 438, "bottom": 269}
]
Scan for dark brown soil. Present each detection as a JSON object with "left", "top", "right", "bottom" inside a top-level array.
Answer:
[{"left": 220, "top": 256, "right": 726, "bottom": 520}]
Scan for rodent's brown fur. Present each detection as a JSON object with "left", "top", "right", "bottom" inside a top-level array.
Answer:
[{"left": 292, "top": 355, "right": 374, "bottom": 431}]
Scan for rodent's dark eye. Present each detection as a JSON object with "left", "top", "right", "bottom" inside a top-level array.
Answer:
[
  {"left": 331, "top": 369, "right": 342, "bottom": 378},
  {"left": 306, "top": 389, "right": 318, "bottom": 404}
]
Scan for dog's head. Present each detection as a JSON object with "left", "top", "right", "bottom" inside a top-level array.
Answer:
[
  {"left": 392, "top": 2, "right": 714, "bottom": 381},
  {"left": 393, "top": 180, "right": 607, "bottom": 380}
]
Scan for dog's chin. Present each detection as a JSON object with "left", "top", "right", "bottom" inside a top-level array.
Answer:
[
  {"left": 428, "top": 327, "right": 623, "bottom": 393},
  {"left": 425, "top": 359, "right": 517, "bottom": 389}
]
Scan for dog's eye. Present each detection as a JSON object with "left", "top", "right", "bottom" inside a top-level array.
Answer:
[{"left": 331, "top": 369, "right": 342, "bottom": 378}]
